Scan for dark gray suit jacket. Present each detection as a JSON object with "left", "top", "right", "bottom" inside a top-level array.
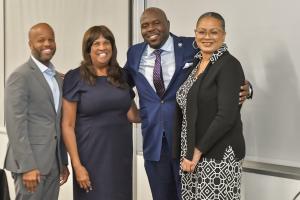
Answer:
[{"left": 4, "top": 58, "right": 68, "bottom": 175}]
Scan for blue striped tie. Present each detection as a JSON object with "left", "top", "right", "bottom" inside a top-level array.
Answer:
[{"left": 153, "top": 49, "right": 165, "bottom": 98}]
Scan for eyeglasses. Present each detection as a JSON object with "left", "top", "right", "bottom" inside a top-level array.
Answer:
[{"left": 194, "top": 29, "right": 224, "bottom": 38}]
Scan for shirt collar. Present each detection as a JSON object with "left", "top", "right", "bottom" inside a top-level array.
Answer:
[
  {"left": 145, "top": 35, "right": 174, "bottom": 56},
  {"left": 194, "top": 43, "right": 228, "bottom": 64},
  {"left": 31, "top": 55, "right": 55, "bottom": 73}
]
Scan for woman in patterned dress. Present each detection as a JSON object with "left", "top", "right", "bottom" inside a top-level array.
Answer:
[{"left": 173, "top": 12, "right": 246, "bottom": 200}]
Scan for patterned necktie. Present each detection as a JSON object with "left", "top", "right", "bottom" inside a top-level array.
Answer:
[
  {"left": 45, "top": 68, "right": 59, "bottom": 112},
  {"left": 153, "top": 49, "right": 165, "bottom": 98}
]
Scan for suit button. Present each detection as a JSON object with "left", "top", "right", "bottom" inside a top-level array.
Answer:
[
  {"left": 161, "top": 100, "right": 164, "bottom": 104},
  {"left": 54, "top": 136, "right": 57, "bottom": 139}
]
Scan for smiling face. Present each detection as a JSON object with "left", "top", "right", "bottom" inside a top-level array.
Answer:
[
  {"left": 28, "top": 23, "right": 56, "bottom": 66},
  {"left": 195, "top": 16, "right": 226, "bottom": 58},
  {"left": 140, "top": 8, "right": 170, "bottom": 49},
  {"left": 89, "top": 35, "right": 112, "bottom": 68}
]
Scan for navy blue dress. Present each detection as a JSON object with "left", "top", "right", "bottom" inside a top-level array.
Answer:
[{"left": 63, "top": 68, "right": 133, "bottom": 200}]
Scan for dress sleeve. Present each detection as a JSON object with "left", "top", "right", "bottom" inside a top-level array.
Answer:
[
  {"left": 121, "top": 68, "right": 136, "bottom": 99},
  {"left": 63, "top": 69, "right": 81, "bottom": 102}
]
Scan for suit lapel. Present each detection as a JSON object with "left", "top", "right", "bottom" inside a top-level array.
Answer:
[
  {"left": 54, "top": 73, "right": 63, "bottom": 115},
  {"left": 165, "top": 35, "right": 184, "bottom": 92},
  {"left": 134, "top": 43, "right": 159, "bottom": 97},
  {"left": 28, "top": 58, "right": 56, "bottom": 112},
  {"left": 133, "top": 43, "right": 147, "bottom": 71}
]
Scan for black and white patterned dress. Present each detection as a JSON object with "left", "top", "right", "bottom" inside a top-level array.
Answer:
[{"left": 176, "top": 44, "right": 243, "bottom": 200}]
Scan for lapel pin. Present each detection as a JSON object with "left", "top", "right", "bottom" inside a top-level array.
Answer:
[{"left": 178, "top": 42, "right": 182, "bottom": 47}]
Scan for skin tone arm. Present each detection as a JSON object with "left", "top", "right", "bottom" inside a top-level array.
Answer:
[
  {"left": 127, "top": 101, "right": 141, "bottom": 123},
  {"left": 181, "top": 148, "right": 202, "bottom": 172},
  {"left": 61, "top": 98, "right": 92, "bottom": 192}
]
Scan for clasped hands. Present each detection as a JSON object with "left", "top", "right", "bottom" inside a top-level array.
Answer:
[{"left": 181, "top": 148, "right": 202, "bottom": 173}]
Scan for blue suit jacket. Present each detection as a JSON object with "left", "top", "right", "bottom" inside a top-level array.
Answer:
[{"left": 125, "top": 34, "right": 198, "bottom": 161}]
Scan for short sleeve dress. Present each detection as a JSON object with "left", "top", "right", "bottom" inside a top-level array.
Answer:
[{"left": 63, "top": 68, "right": 134, "bottom": 200}]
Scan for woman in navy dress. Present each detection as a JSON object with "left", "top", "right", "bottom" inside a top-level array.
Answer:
[{"left": 62, "top": 26, "right": 140, "bottom": 200}]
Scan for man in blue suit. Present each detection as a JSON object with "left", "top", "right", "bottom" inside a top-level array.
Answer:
[{"left": 125, "top": 7, "right": 251, "bottom": 200}]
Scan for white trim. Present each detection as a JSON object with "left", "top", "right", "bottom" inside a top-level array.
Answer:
[
  {"left": 132, "top": 0, "right": 145, "bottom": 44},
  {"left": 0, "top": 0, "right": 4, "bottom": 128},
  {"left": 245, "top": 156, "right": 300, "bottom": 169},
  {"left": 0, "top": 126, "right": 5, "bottom": 134},
  {"left": 131, "top": 2, "right": 146, "bottom": 199}
]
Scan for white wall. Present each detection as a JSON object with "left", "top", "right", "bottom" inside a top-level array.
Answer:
[
  {"left": 136, "top": 155, "right": 152, "bottom": 200},
  {"left": 0, "top": 0, "right": 4, "bottom": 128},
  {"left": 4, "top": 0, "right": 129, "bottom": 76}
]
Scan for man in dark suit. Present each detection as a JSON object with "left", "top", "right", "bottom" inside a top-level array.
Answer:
[
  {"left": 4, "top": 23, "right": 69, "bottom": 200},
  {"left": 125, "top": 7, "right": 251, "bottom": 200}
]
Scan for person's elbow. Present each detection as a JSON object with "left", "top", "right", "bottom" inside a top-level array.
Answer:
[{"left": 127, "top": 113, "right": 141, "bottom": 123}]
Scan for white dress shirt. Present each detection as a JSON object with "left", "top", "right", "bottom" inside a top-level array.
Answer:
[{"left": 139, "top": 35, "right": 176, "bottom": 90}]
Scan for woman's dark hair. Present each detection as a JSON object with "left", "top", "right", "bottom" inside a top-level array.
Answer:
[
  {"left": 196, "top": 12, "right": 226, "bottom": 31},
  {"left": 80, "top": 25, "right": 127, "bottom": 88}
]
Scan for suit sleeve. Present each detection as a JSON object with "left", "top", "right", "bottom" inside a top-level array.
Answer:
[
  {"left": 123, "top": 49, "right": 136, "bottom": 88},
  {"left": 196, "top": 59, "right": 245, "bottom": 154},
  {"left": 5, "top": 72, "right": 37, "bottom": 172},
  {"left": 172, "top": 103, "right": 183, "bottom": 159},
  {"left": 60, "top": 138, "right": 69, "bottom": 166}
]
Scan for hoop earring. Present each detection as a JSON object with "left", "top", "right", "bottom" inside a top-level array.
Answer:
[{"left": 192, "top": 40, "right": 198, "bottom": 49}]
